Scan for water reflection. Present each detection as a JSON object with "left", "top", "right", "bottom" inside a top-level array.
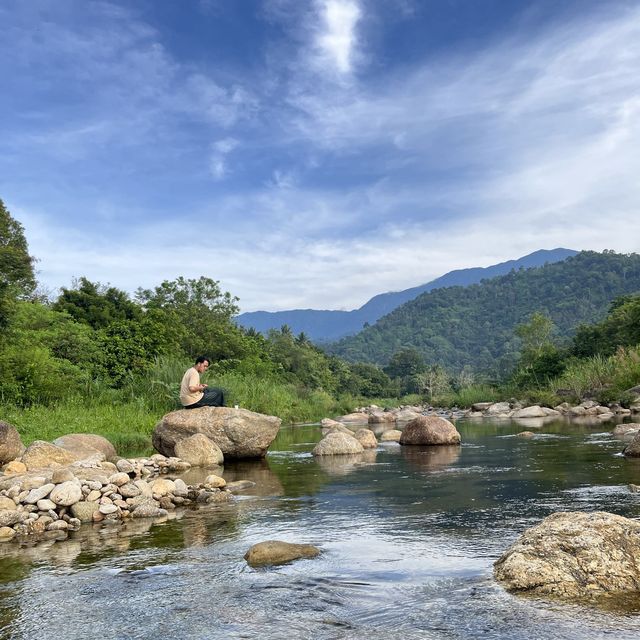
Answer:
[
  {"left": 3, "top": 419, "right": 640, "bottom": 639},
  {"left": 400, "top": 445, "right": 461, "bottom": 472}
]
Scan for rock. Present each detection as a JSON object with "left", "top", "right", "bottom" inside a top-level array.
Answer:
[
  {"left": 149, "top": 478, "right": 175, "bottom": 497},
  {"left": 613, "top": 423, "right": 640, "bottom": 437},
  {"left": 0, "top": 496, "right": 16, "bottom": 510},
  {"left": 131, "top": 499, "right": 167, "bottom": 519},
  {"left": 353, "top": 428, "right": 378, "bottom": 449},
  {"left": 98, "top": 504, "right": 119, "bottom": 515},
  {"left": 2, "top": 460, "right": 27, "bottom": 475},
  {"left": 118, "top": 483, "right": 141, "bottom": 498},
  {"left": 244, "top": 540, "right": 321, "bottom": 567},
  {"left": 174, "top": 433, "right": 224, "bottom": 467},
  {"left": 51, "top": 468, "right": 75, "bottom": 484},
  {"left": 541, "top": 407, "right": 561, "bottom": 416},
  {"left": 52, "top": 433, "right": 116, "bottom": 460},
  {"left": 24, "top": 483, "right": 55, "bottom": 504},
  {"left": 204, "top": 474, "right": 226, "bottom": 488},
  {"left": 484, "top": 402, "right": 511, "bottom": 415},
  {"left": 70, "top": 501, "right": 101, "bottom": 522},
  {"left": 49, "top": 481, "right": 83, "bottom": 506},
  {"left": 321, "top": 423, "right": 354, "bottom": 436},
  {"left": 380, "top": 429, "right": 402, "bottom": 442},
  {"left": 173, "top": 478, "right": 189, "bottom": 497},
  {"left": 116, "top": 459, "right": 135, "bottom": 474},
  {"left": 0, "top": 420, "right": 24, "bottom": 465},
  {"left": 153, "top": 407, "right": 281, "bottom": 459},
  {"left": 312, "top": 432, "right": 364, "bottom": 456},
  {"left": 399, "top": 416, "right": 461, "bottom": 446},
  {"left": 512, "top": 405, "right": 546, "bottom": 419},
  {"left": 368, "top": 411, "right": 396, "bottom": 424},
  {"left": 336, "top": 412, "right": 370, "bottom": 424},
  {"left": 0, "top": 510, "right": 22, "bottom": 527},
  {"left": 22, "top": 441, "right": 79, "bottom": 470},
  {"left": 226, "top": 480, "right": 256, "bottom": 493},
  {"left": 471, "top": 402, "right": 493, "bottom": 411},
  {"left": 320, "top": 418, "right": 342, "bottom": 428},
  {"left": 623, "top": 433, "right": 640, "bottom": 457},
  {"left": 0, "top": 526, "right": 16, "bottom": 541},
  {"left": 46, "top": 520, "right": 69, "bottom": 531},
  {"left": 108, "top": 472, "right": 131, "bottom": 487},
  {"left": 36, "top": 499, "right": 57, "bottom": 511},
  {"left": 516, "top": 431, "right": 536, "bottom": 438},
  {"left": 629, "top": 484, "right": 640, "bottom": 493},
  {"left": 494, "top": 511, "right": 640, "bottom": 598},
  {"left": 394, "top": 409, "right": 421, "bottom": 422}
]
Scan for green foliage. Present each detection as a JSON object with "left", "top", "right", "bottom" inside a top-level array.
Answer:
[
  {"left": 433, "top": 384, "right": 502, "bottom": 408},
  {"left": 572, "top": 294, "right": 640, "bottom": 358},
  {"left": 0, "top": 199, "right": 36, "bottom": 330},
  {"left": 330, "top": 251, "right": 640, "bottom": 375},
  {"left": 53, "top": 277, "right": 141, "bottom": 329}
]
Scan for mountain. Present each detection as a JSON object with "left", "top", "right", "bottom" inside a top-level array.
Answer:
[
  {"left": 236, "top": 248, "right": 577, "bottom": 341},
  {"left": 328, "top": 251, "right": 640, "bottom": 375}
]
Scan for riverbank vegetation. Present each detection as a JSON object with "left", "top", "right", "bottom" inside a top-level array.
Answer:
[{"left": 1, "top": 198, "right": 639, "bottom": 448}]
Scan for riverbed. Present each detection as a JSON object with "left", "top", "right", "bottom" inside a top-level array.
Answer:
[{"left": 1, "top": 418, "right": 640, "bottom": 639}]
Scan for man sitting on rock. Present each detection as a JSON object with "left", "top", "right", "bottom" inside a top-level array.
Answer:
[{"left": 180, "top": 356, "right": 225, "bottom": 409}]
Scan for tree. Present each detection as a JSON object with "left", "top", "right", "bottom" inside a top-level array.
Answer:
[
  {"left": 54, "top": 277, "right": 141, "bottom": 329},
  {"left": 0, "top": 199, "right": 36, "bottom": 329}
]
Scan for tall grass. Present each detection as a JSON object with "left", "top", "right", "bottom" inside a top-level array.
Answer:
[{"left": 433, "top": 384, "right": 502, "bottom": 408}]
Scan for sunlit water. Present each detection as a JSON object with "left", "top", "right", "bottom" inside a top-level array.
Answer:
[{"left": 2, "top": 418, "right": 640, "bottom": 639}]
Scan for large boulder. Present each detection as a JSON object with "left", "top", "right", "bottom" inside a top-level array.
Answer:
[
  {"left": 336, "top": 412, "right": 369, "bottom": 424},
  {"left": 153, "top": 407, "right": 281, "bottom": 459},
  {"left": 312, "top": 431, "right": 364, "bottom": 456},
  {"left": 484, "top": 402, "right": 511, "bottom": 416},
  {"left": 0, "top": 420, "right": 24, "bottom": 464},
  {"left": 494, "top": 511, "right": 640, "bottom": 599},
  {"left": 52, "top": 433, "right": 116, "bottom": 459},
  {"left": 394, "top": 408, "right": 422, "bottom": 422},
  {"left": 244, "top": 540, "right": 320, "bottom": 567},
  {"left": 511, "top": 405, "right": 546, "bottom": 419},
  {"left": 623, "top": 432, "right": 640, "bottom": 457},
  {"left": 612, "top": 423, "right": 640, "bottom": 438},
  {"left": 399, "top": 416, "right": 461, "bottom": 446},
  {"left": 174, "top": 433, "right": 224, "bottom": 466},
  {"left": 353, "top": 428, "right": 378, "bottom": 449},
  {"left": 368, "top": 411, "right": 396, "bottom": 424},
  {"left": 21, "top": 441, "right": 79, "bottom": 470}
]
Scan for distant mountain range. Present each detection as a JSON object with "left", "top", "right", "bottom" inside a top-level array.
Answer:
[
  {"left": 328, "top": 250, "right": 640, "bottom": 374},
  {"left": 236, "top": 248, "right": 578, "bottom": 341}
]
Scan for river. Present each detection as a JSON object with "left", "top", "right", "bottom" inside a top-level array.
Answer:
[{"left": 1, "top": 418, "right": 640, "bottom": 639}]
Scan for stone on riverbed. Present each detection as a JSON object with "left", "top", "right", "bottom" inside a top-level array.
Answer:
[
  {"left": 399, "top": 416, "right": 461, "bottom": 446},
  {"left": 380, "top": 429, "right": 402, "bottom": 442},
  {"left": 622, "top": 432, "right": 640, "bottom": 457},
  {"left": 174, "top": 433, "right": 224, "bottom": 467},
  {"left": 152, "top": 407, "right": 281, "bottom": 459},
  {"left": 312, "top": 431, "right": 364, "bottom": 456},
  {"left": 353, "top": 428, "right": 378, "bottom": 449},
  {"left": 511, "top": 405, "right": 547, "bottom": 419},
  {"left": 21, "top": 441, "right": 79, "bottom": 471},
  {"left": 244, "top": 540, "right": 321, "bottom": 567},
  {"left": 52, "top": 433, "right": 116, "bottom": 460},
  {"left": 494, "top": 511, "right": 640, "bottom": 599}
]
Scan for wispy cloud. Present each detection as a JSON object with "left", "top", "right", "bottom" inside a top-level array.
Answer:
[{"left": 313, "top": 0, "right": 362, "bottom": 76}]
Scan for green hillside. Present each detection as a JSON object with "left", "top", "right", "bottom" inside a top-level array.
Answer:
[{"left": 329, "top": 251, "right": 640, "bottom": 375}]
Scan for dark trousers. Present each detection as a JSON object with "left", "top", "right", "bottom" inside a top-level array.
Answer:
[{"left": 185, "top": 387, "right": 225, "bottom": 409}]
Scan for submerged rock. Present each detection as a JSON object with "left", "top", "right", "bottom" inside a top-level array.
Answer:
[
  {"left": 153, "top": 407, "right": 281, "bottom": 459},
  {"left": 244, "top": 540, "right": 321, "bottom": 567},
  {"left": 399, "top": 416, "right": 461, "bottom": 446},
  {"left": 494, "top": 511, "right": 640, "bottom": 599}
]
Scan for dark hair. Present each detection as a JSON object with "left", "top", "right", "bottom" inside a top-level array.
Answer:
[{"left": 195, "top": 355, "right": 210, "bottom": 365}]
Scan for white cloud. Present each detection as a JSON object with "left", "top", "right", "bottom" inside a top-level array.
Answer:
[{"left": 314, "top": 0, "right": 362, "bottom": 75}]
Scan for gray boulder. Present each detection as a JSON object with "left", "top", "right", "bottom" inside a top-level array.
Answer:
[
  {"left": 0, "top": 420, "right": 24, "bottom": 464},
  {"left": 152, "top": 407, "right": 281, "bottom": 459},
  {"left": 512, "top": 405, "right": 546, "bottom": 419},
  {"left": 174, "top": 433, "right": 224, "bottom": 466},
  {"left": 52, "top": 433, "right": 116, "bottom": 459},
  {"left": 494, "top": 511, "right": 640, "bottom": 599},
  {"left": 22, "top": 441, "right": 79, "bottom": 470},
  {"left": 312, "top": 431, "right": 364, "bottom": 456},
  {"left": 244, "top": 540, "right": 320, "bottom": 567},
  {"left": 623, "top": 432, "right": 640, "bottom": 457},
  {"left": 399, "top": 416, "right": 461, "bottom": 446}
]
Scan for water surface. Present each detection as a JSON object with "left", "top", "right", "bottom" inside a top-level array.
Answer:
[{"left": 2, "top": 418, "right": 640, "bottom": 639}]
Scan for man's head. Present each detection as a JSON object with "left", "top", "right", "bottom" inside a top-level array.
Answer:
[{"left": 194, "top": 355, "right": 210, "bottom": 373}]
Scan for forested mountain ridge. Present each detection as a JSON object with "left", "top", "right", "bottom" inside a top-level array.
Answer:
[
  {"left": 236, "top": 248, "right": 576, "bottom": 341},
  {"left": 328, "top": 251, "right": 640, "bottom": 375}
]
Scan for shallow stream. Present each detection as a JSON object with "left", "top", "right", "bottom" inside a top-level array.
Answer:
[{"left": 2, "top": 418, "right": 640, "bottom": 639}]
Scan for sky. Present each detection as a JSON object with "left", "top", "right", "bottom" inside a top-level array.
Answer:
[{"left": 1, "top": 0, "right": 639, "bottom": 313}]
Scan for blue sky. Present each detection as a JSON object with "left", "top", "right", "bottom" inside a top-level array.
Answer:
[{"left": 2, "top": 0, "right": 639, "bottom": 312}]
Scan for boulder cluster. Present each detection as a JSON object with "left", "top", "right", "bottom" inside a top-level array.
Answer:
[
  {"left": 313, "top": 415, "right": 461, "bottom": 455},
  {"left": 0, "top": 452, "right": 235, "bottom": 543}
]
